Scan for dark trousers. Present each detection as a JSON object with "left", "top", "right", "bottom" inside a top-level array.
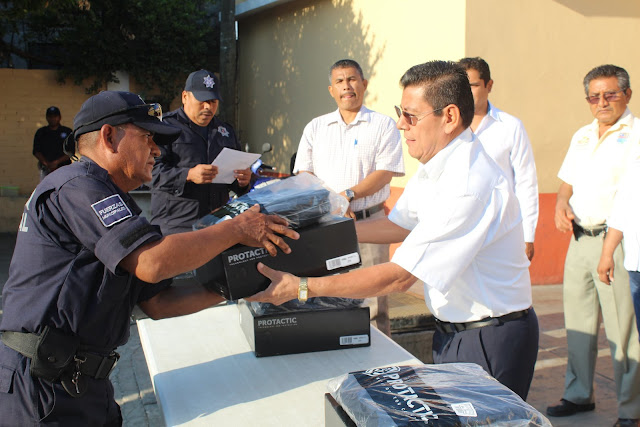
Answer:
[
  {"left": 0, "top": 343, "right": 122, "bottom": 426},
  {"left": 432, "top": 307, "right": 539, "bottom": 400}
]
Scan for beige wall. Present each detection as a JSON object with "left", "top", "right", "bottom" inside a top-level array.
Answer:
[
  {"left": 0, "top": 69, "right": 92, "bottom": 195},
  {"left": 0, "top": 70, "right": 171, "bottom": 230},
  {"left": 238, "top": 0, "right": 640, "bottom": 193},
  {"left": 0, "top": 69, "right": 176, "bottom": 197},
  {"left": 237, "top": 0, "right": 466, "bottom": 184},
  {"left": 5, "top": 0, "right": 639, "bottom": 198},
  {"left": 466, "top": 0, "right": 640, "bottom": 193}
]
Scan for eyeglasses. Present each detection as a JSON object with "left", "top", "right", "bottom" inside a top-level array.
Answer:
[
  {"left": 394, "top": 105, "right": 443, "bottom": 126},
  {"left": 585, "top": 90, "right": 626, "bottom": 105}
]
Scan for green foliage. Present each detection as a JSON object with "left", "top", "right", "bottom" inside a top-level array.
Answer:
[{"left": 2, "top": 0, "right": 220, "bottom": 107}]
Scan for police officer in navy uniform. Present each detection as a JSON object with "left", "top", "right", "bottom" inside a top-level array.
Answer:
[
  {"left": 0, "top": 91, "right": 298, "bottom": 426},
  {"left": 150, "top": 69, "right": 253, "bottom": 234},
  {"left": 32, "top": 106, "right": 72, "bottom": 180}
]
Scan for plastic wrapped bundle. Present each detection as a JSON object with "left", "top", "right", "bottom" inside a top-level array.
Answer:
[
  {"left": 248, "top": 297, "right": 364, "bottom": 316},
  {"left": 328, "top": 364, "right": 552, "bottom": 427},
  {"left": 193, "top": 173, "right": 349, "bottom": 230}
]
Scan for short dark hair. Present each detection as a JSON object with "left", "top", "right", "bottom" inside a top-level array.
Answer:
[
  {"left": 329, "top": 59, "right": 364, "bottom": 83},
  {"left": 399, "top": 60, "right": 475, "bottom": 129},
  {"left": 583, "top": 64, "right": 630, "bottom": 95},
  {"left": 458, "top": 57, "right": 491, "bottom": 85}
]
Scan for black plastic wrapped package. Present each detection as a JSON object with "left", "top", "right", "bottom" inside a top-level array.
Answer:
[
  {"left": 327, "top": 364, "right": 552, "bottom": 426},
  {"left": 193, "top": 173, "right": 349, "bottom": 230}
]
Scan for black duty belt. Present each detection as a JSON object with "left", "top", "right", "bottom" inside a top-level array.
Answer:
[
  {"left": 435, "top": 308, "right": 530, "bottom": 334},
  {"left": 354, "top": 203, "right": 384, "bottom": 221},
  {"left": 1, "top": 330, "right": 119, "bottom": 380},
  {"left": 572, "top": 221, "right": 607, "bottom": 240}
]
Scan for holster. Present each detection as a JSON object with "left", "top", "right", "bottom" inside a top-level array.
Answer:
[
  {"left": 31, "top": 327, "right": 79, "bottom": 382},
  {"left": 2, "top": 326, "right": 79, "bottom": 383}
]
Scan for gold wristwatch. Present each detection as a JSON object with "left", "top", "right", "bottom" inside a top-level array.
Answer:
[{"left": 298, "top": 277, "right": 308, "bottom": 303}]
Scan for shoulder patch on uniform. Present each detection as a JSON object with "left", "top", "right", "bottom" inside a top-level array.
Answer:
[{"left": 91, "top": 194, "right": 132, "bottom": 227}]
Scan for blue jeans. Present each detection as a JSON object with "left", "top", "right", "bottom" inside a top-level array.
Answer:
[{"left": 629, "top": 270, "right": 640, "bottom": 340}]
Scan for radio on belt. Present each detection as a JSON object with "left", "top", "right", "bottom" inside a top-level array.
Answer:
[{"left": 195, "top": 215, "right": 362, "bottom": 300}]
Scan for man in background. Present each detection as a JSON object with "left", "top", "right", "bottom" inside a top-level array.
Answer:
[
  {"left": 33, "top": 106, "right": 72, "bottom": 180},
  {"left": 549, "top": 64, "right": 640, "bottom": 427},
  {"left": 293, "top": 59, "right": 405, "bottom": 336},
  {"left": 458, "top": 57, "right": 538, "bottom": 260},
  {"left": 150, "top": 70, "right": 252, "bottom": 234}
]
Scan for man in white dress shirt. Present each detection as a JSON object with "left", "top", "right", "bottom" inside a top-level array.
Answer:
[
  {"left": 458, "top": 57, "right": 539, "bottom": 261},
  {"left": 293, "top": 59, "right": 405, "bottom": 336},
  {"left": 548, "top": 64, "right": 640, "bottom": 427},
  {"left": 254, "top": 60, "right": 539, "bottom": 401}
]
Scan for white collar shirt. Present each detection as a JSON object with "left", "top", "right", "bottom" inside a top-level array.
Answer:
[
  {"left": 293, "top": 105, "right": 404, "bottom": 212},
  {"left": 608, "top": 156, "right": 640, "bottom": 271},
  {"left": 558, "top": 108, "right": 640, "bottom": 227},
  {"left": 474, "top": 102, "right": 539, "bottom": 242},
  {"left": 389, "top": 128, "right": 532, "bottom": 323}
]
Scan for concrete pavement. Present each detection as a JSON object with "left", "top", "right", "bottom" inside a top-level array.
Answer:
[{"left": 0, "top": 232, "right": 625, "bottom": 426}]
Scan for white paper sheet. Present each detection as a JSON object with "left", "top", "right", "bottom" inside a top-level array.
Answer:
[{"left": 211, "top": 148, "right": 261, "bottom": 184}]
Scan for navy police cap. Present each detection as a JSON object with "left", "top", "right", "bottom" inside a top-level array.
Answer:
[
  {"left": 72, "top": 91, "right": 181, "bottom": 145},
  {"left": 46, "top": 106, "right": 61, "bottom": 116},
  {"left": 184, "top": 69, "right": 222, "bottom": 102}
]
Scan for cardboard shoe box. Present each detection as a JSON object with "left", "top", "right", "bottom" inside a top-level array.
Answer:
[
  {"left": 195, "top": 216, "right": 361, "bottom": 300},
  {"left": 238, "top": 300, "right": 371, "bottom": 357}
]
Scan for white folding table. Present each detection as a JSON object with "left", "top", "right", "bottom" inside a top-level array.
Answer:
[{"left": 138, "top": 304, "right": 422, "bottom": 426}]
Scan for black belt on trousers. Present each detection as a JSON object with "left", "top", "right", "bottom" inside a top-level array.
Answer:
[
  {"left": 354, "top": 203, "right": 384, "bottom": 220},
  {"left": 435, "top": 308, "right": 531, "bottom": 334},
  {"left": 572, "top": 220, "right": 607, "bottom": 240},
  {"left": 1, "top": 330, "right": 119, "bottom": 380}
]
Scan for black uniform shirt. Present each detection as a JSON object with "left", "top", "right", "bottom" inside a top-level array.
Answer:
[
  {"left": 32, "top": 125, "right": 72, "bottom": 162},
  {"left": 150, "top": 107, "right": 247, "bottom": 234},
  {"left": 0, "top": 158, "right": 170, "bottom": 352}
]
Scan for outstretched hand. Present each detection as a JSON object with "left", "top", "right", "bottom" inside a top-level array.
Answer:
[
  {"left": 232, "top": 205, "right": 299, "bottom": 256},
  {"left": 246, "top": 262, "right": 300, "bottom": 305}
]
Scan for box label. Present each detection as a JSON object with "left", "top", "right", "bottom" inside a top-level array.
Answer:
[
  {"left": 450, "top": 402, "right": 477, "bottom": 417},
  {"left": 326, "top": 252, "right": 360, "bottom": 271},
  {"left": 339, "top": 334, "right": 369, "bottom": 346},
  {"left": 256, "top": 316, "right": 298, "bottom": 329},
  {"left": 226, "top": 247, "right": 270, "bottom": 266}
]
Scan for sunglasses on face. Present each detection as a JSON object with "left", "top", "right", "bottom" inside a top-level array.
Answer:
[
  {"left": 585, "top": 90, "right": 625, "bottom": 105},
  {"left": 394, "top": 105, "right": 443, "bottom": 126}
]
